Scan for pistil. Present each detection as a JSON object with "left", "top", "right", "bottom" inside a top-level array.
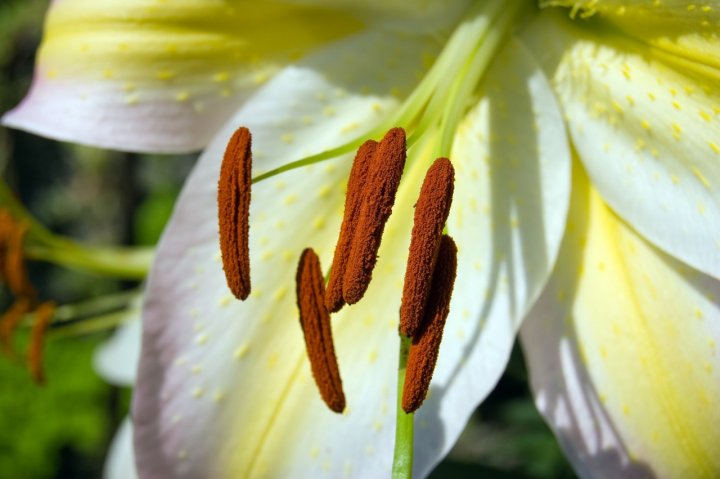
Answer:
[
  {"left": 218, "top": 126, "right": 252, "bottom": 300},
  {"left": 296, "top": 248, "right": 346, "bottom": 413},
  {"left": 399, "top": 158, "right": 455, "bottom": 337},
  {"left": 402, "top": 235, "right": 457, "bottom": 413}
]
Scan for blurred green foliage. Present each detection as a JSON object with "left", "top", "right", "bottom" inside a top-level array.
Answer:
[{"left": 0, "top": 332, "right": 112, "bottom": 478}]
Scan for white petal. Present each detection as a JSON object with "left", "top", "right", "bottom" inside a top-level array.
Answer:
[
  {"left": 94, "top": 309, "right": 142, "bottom": 387},
  {"left": 522, "top": 11, "right": 720, "bottom": 279},
  {"left": 415, "top": 37, "right": 571, "bottom": 476},
  {"left": 133, "top": 28, "right": 446, "bottom": 478},
  {"left": 2, "top": 0, "right": 364, "bottom": 153},
  {"left": 521, "top": 169, "right": 720, "bottom": 479},
  {"left": 104, "top": 418, "right": 138, "bottom": 479}
]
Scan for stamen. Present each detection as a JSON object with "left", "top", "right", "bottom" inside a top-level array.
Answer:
[
  {"left": 325, "top": 139, "right": 378, "bottom": 313},
  {"left": 0, "top": 297, "right": 32, "bottom": 356},
  {"left": 343, "top": 127, "right": 406, "bottom": 305},
  {"left": 0, "top": 210, "right": 35, "bottom": 298},
  {"left": 402, "top": 235, "right": 457, "bottom": 413},
  {"left": 399, "top": 158, "right": 455, "bottom": 337},
  {"left": 28, "top": 301, "right": 55, "bottom": 385},
  {"left": 218, "top": 127, "right": 252, "bottom": 300},
  {"left": 296, "top": 248, "right": 346, "bottom": 413}
]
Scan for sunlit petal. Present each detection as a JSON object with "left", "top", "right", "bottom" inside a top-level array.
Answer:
[
  {"left": 521, "top": 166, "right": 720, "bottom": 479},
  {"left": 133, "top": 28, "right": 447, "bottom": 478},
  {"left": 542, "top": 0, "right": 720, "bottom": 70},
  {"left": 2, "top": 0, "right": 362, "bottom": 152},
  {"left": 523, "top": 11, "right": 720, "bottom": 280},
  {"left": 417, "top": 37, "right": 571, "bottom": 475}
]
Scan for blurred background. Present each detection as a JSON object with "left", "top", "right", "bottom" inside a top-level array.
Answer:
[{"left": 0, "top": 1, "right": 577, "bottom": 477}]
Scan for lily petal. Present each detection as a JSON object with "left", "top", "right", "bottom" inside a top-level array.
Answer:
[
  {"left": 422, "top": 36, "right": 571, "bottom": 473},
  {"left": 2, "top": 0, "right": 363, "bottom": 153},
  {"left": 94, "top": 313, "right": 142, "bottom": 387},
  {"left": 522, "top": 11, "right": 720, "bottom": 280},
  {"left": 105, "top": 418, "right": 138, "bottom": 479},
  {"left": 133, "top": 28, "right": 447, "bottom": 479},
  {"left": 521, "top": 166, "right": 720, "bottom": 479},
  {"left": 543, "top": 0, "right": 720, "bottom": 70}
]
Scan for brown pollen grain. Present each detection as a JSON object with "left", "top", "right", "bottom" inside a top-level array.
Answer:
[
  {"left": 296, "top": 248, "right": 346, "bottom": 413},
  {"left": 402, "top": 235, "right": 457, "bottom": 413},
  {"left": 325, "top": 139, "right": 378, "bottom": 313},
  {"left": 342, "top": 127, "right": 406, "bottom": 305},
  {"left": 218, "top": 126, "right": 252, "bottom": 300},
  {"left": 399, "top": 158, "right": 455, "bottom": 337},
  {"left": 28, "top": 301, "right": 55, "bottom": 385}
]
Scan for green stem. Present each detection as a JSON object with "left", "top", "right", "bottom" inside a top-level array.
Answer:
[
  {"left": 1, "top": 178, "right": 154, "bottom": 279},
  {"left": 24, "top": 243, "right": 153, "bottom": 279},
  {"left": 392, "top": 335, "right": 414, "bottom": 479},
  {"left": 19, "top": 288, "right": 141, "bottom": 328}
]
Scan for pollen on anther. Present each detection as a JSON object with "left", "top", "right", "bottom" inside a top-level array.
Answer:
[
  {"left": 325, "top": 139, "right": 378, "bottom": 313},
  {"left": 399, "top": 158, "right": 455, "bottom": 337},
  {"left": 218, "top": 126, "right": 252, "bottom": 300},
  {"left": 402, "top": 235, "right": 458, "bottom": 413},
  {"left": 342, "top": 128, "right": 407, "bottom": 305},
  {"left": 296, "top": 249, "right": 346, "bottom": 413}
]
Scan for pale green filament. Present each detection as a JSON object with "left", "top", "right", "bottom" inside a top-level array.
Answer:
[
  {"left": 392, "top": 335, "right": 414, "bottom": 479},
  {"left": 251, "top": 0, "right": 533, "bottom": 184}
]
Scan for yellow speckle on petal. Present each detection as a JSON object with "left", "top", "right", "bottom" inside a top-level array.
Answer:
[
  {"left": 218, "top": 294, "right": 233, "bottom": 307},
  {"left": 176, "top": 91, "right": 190, "bottom": 102},
  {"left": 253, "top": 71, "right": 270, "bottom": 85},
  {"left": 156, "top": 70, "right": 176, "bottom": 81},
  {"left": 233, "top": 343, "right": 250, "bottom": 360},
  {"left": 213, "top": 71, "right": 230, "bottom": 83},
  {"left": 691, "top": 166, "right": 711, "bottom": 188}
]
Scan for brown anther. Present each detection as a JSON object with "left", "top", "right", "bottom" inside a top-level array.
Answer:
[
  {"left": 399, "top": 158, "right": 455, "bottom": 337},
  {"left": 342, "top": 127, "right": 406, "bottom": 305},
  {"left": 402, "top": 235, "right": 457, "bottom": 413},
  {"left": 0, "top": 209, "right": 35, "bottom": 298},
  {"left": 0, "top": 297, "right": 32, "bottom": 357},
  {"left": 218, "top": 126, "right": 252, "bottom": 300},
  {"left": 325, "top": 139, "right": 378, "bottom": 313},
  {"left": 296, "top": 248, "right": 346, "bottom": 413},
  {"left": 28, "top": 301, "right": 55, "bottom": 385}
]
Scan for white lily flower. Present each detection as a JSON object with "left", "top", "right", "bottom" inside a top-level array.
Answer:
[{"left": 4, "top": 1, "right": 719, "bottom": 478}]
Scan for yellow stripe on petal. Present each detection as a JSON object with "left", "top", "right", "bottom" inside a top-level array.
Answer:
[{"left": 523, "top": 166, "right": 720, "bottom": 478}]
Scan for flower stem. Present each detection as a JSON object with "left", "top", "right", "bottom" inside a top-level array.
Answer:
[
  {"left": 392, "top": 335, "right": 414, "bottom": 479},
  {"left": 1, "top": 178, "right": 153, "bottom": 279}
]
